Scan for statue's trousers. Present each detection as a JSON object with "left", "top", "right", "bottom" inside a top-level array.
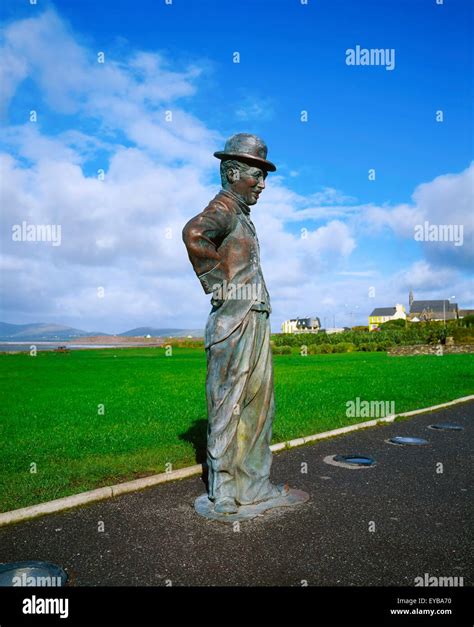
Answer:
[{"left": 205, "top": 309, "right": 275, "bottom": 505}]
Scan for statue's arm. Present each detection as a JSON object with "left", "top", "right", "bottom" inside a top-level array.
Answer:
[{"left": 182, "top": 203, "right": 234, "bottom": 294}]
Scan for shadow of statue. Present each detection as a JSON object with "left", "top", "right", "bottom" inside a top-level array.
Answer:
[{"left": 179, "top": 418, "right": 208, "bottom": 490}]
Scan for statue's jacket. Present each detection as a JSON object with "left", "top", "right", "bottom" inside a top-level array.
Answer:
[{"left": 182, "top": 189, "right": 271, "bottom": 349}]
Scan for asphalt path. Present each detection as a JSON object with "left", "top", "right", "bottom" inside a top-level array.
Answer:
[{"left": 0, "top": 402, "right": 472, "bottom": 587}]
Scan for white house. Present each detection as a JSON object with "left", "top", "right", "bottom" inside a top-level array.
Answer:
[{"left": 281, "top": 317, "right": 321, "bottom": 334}]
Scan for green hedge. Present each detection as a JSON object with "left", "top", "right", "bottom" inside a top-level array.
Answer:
[
  {"left": 168, "top": 339, "right": 205, "bottom": 348},
  {"left": 272, "top": 321, "right": 473, "bottom": 349},
  {"left": 451, "top": 327, "right": 474, "bottom": 344},
  {"left": 460, "top": 314, "right": 474, "bottom": 328},
  {"left": 272, "top": 344, "right": 292, "bottom": 355}
]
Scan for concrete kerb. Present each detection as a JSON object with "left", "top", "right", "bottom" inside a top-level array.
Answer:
[{"left": 1, "top": 395, "right": 472, "bottom": 527}]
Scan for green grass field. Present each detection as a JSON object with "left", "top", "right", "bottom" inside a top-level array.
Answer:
[{"left": 1, "top": 347, "right": 473, "bottom": 513}]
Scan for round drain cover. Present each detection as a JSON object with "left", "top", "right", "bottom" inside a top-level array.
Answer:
[
  {"left": 429, "top": 423, "right": 464, "bottom": 431},
  {"left": 389, "top": 436, "right": 428, "bottom": 446},
  {"left": 333, "top": 454, "right": 375, "bottom": 466},
  {"left": 0, "top": 561, "right": 67, "bottom": 587}
]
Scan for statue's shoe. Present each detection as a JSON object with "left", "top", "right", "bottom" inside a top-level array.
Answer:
[
  {"left": 214, "top": 497, "right": 238, "bottom": 514},
  {"left": 266, "top": 482, "right": 290, "bottom": 499},
  {"left": 237, "top": 483, "right": 290, "bottom": 506}
]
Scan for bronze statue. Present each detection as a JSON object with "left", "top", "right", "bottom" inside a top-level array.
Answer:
[{"left": 183, "top": 134, "right": 308, "bottom": 520}]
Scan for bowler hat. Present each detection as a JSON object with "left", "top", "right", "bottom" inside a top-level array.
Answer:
[{"left": 214, "top": 133, "right": 277, "bottom": 172}]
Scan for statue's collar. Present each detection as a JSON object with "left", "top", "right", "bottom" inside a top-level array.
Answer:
[{"left": 220, "top": 189, "right": 251, "bottom": 215}]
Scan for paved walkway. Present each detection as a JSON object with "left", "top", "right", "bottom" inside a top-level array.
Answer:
[{"left": 0, "top": 402, "right": 472, "bottom": 587}]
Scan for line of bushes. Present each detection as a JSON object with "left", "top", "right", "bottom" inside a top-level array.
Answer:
[
  {"left": 166, "top": 339, "right": 205, "bottom": 348},
  {"left": 155, "top": 320, "right": 474, "bottom": 353},
  {"left": 271, "top": 321, "right": 474, "bottom": 350},
  {"left": 272, "top": 345, "right": 292, "bottom": 355},
  {"left": 271, "top": 341, "right": 394, "bottom": 355}
]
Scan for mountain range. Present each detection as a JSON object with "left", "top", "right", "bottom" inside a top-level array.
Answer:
[{"left": 0, "top": 322, "right": 203, "bottom": 341}]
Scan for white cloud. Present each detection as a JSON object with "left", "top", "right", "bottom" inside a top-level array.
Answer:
[
  {"left": 303, "top": 220, "right": 356, "bottom": 257},
  {"left": 413, "top": 164, "right": 474, "bottom": 268},
  {"left": 235, "top": 95, "right": 274, "bottom": 121},
  {"left": 363, "top": 202, "right": 422, "bottom": 238},
  {"left": 392, "top": 261, "right": 473, "bottom": 313},
  {"left": 362, "top": 163, "right": 474, "bottom": 269},
  {"left": 337, "top": 271, "right": 377, "bottom": 277},
  {"left": 0, "top": 9, "right": 471, "bottom": 333},
  {"left": 396, "top": 260, "right": 457, "bottom": 291},
  {"left": 1, "top": 10, "right": 354, "bottom": 330},
  {"left": 0, "top": 10, "right": 218, "bottom": 168}
]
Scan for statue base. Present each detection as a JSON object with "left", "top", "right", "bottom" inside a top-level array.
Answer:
[{"left": 194, "top": 489, "right": 309, "bottom": 523}]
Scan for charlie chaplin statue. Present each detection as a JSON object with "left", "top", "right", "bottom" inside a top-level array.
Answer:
[{"left": 183, "top": 134, "right": 308, "bottom": 519}]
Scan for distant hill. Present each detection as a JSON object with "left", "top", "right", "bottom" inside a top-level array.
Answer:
[
  {"left": 119, "top": 327, "right": 203, "bottom": 338},
  {"left": 0, "top": 322, "right": 203, "bottom": 341},
  {"left": 0, "top": 322, "right": 108, "bottom": 342}
]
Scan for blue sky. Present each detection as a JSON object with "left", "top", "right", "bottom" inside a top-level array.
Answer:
[{"left": 0, "top": 0, "right": 472, "bottom": 332}]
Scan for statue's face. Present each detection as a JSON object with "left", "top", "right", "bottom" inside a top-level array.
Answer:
[{"left": 229, "top": 164, "right": 267, "bottom": 205}]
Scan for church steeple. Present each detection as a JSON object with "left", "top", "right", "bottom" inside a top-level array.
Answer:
[{"left": 409, "top": 290, "right": 414, "bottom": 308}]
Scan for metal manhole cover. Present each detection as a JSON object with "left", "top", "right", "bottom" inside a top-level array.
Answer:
[
  {"left": 0, "top": 561, "right": 67, "bottom": 587},
  {"left": 324, "top": 454, "right": 376, "bottom": 469},
  {"left": 428, "top": 423, "right": 464, "bottom": 431},
  {"left": 333, "top": 454, "right": 375, "bottom": 466},
  {"left": 388, "top": 436, "right": 428, "bottom": 446}
]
